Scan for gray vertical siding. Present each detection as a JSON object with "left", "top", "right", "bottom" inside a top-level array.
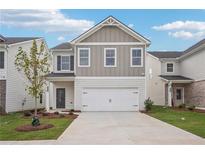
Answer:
[
  {"left": 76, "top": 45, "right": 145, "bottom": 76},
  {"left": 81, "top": 26, "right": 140, "bottom": 42}
]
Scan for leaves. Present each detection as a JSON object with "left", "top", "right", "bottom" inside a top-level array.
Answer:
[{"left": 15, "top": 40, "right": 50, "bottom": 101}]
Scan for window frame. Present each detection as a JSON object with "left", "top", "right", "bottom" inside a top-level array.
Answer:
[
  {"left": 56, "top": 54, "right": 74, "bottom": 72},
  {"left": 104, "top": 48, "right": 117, "bottom": 67},
  {"left": 78, "top": 48, "right": 90, "bottom": 67},
  {"left": 0, "top": 51, "right": 5, "bottom": 69},
  {"left": 61, "top": 55, "right": 70, "bottom": 71},
  {"left": 130, "top": 48, "right": 143, "bottom": 67},
  {"left": 166, "top": 62, "right": 174, "bottom": 73}
]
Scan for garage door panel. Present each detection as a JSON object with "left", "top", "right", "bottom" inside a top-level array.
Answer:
[{"left": 82, "top": 88, "right": 139, "bottom": 111}]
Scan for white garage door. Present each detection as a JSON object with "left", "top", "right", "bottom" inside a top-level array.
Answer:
[{"left": 82, "top": 88, "right": 139, "bottom": 111}]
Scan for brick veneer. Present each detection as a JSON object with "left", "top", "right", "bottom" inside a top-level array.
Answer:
[
  {"left": 0, "top": 80, "right": 6, "bottom": 113},
  {"left": 185, "top": 80, "right": 205, "bottom": 107}
]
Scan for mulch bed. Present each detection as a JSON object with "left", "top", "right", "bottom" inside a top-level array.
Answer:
[
  {"left": 22, "top": 112, "right": 79, "bottom": 120},
  {"left": 15, "top": 124, "right": 54, "bottom": 132},
  {"left": 171, "top": 107, "right": 205, "bottom": 113}
]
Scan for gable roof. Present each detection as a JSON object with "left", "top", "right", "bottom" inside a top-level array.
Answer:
[
  {"left": 148, "top": 51, "right": 183, "bottom": 59},
  {"left": 183, "top": 38, "right": 205, "bottom": 54},
  {"left": 149, "top": 38, "right": 205, "bottom": 60},
  {"left": 0, "top": 35, "right": 41, "bottom": 45},
  {"left": 71, "top": 16, "right": 151, "bottom": 45},
  {"left": 52, "top": 42, "right": 72, "bottom": 50}
]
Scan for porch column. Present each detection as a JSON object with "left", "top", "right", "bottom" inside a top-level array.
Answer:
[
  {"left": 45, "top": 81, "right": 50, "bottom": 112},
  {"left": 168, "top": 81, "right": 173, "bottom": 107}
]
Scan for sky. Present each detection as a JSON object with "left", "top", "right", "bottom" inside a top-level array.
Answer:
[{"left": 0, "top": 9, "right": 205, "bottom": 51}]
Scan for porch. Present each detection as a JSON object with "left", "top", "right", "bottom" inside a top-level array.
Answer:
[
  {"left": 45, "top": 73, "right": 75, "bottom": 111},
  {"left": 160, "top": 75, "right": 193, "bottom": 107}
]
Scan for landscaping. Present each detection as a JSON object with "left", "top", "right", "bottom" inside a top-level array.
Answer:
[
  {"left": 0, "top": 112, "right": 77, "bottom": 140},
  {"left": 147, "top": 105, "right": 205, "bottom": 138}
]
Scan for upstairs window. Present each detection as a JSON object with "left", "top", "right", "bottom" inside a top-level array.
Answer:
[
  {"left": 0, "top": 51, "right": 4, "bottom": 69},
  {"left": 167, "top": 63, "right": 174, "bottom": 72},
  {"left": 61, "top": 56, "right": 70, "bottom": 70},
  {"left": 57, "top": 55, "right": 74, "bottom": 71},
  {"left": 130, "top": 48, "right": 143, "bottom": 67},
  {"left": 78, "top": 48, "right": 90, "bottom": 67},
  {"left": 104, "top": 48, "right": 117, "bottom": 67}
]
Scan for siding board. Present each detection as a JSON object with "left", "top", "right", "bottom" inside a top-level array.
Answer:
[{"left": 76, "top": 45, "right": 145, "bottom": 76}]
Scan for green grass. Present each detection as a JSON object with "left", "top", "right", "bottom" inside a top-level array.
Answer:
[
  {"left": 147, "top": 105, "right": 205, "bottom": 138},
  {"left": 0, "top": 113, "right": 73, "bottom": 140}
]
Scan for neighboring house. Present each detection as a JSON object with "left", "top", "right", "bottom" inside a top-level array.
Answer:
[
  {"left": 46, "top": 16, "right": 151, "bottom": 111},
  {"left": 147, "top": 39, "right": 205, "bottom": 107},
  {"left": 0, "top": 35, "right": 47, "bottom": 113}
]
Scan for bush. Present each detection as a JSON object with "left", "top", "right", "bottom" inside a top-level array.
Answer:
[
  {"left": 187, "top": 105, "right": 196, "bottom": 110},
  {"left": 144, "top": 98, "right": 154, "bottom": 112},
  {"left": 24, "top": 111, "right": 32, "bottom": 117},
  {"left": 178, "top": 104, "right": 186, "bottom": 109},
  {"left": 68, "top": 111, "right": 74, "bottom": 115},
  {"left": 54, "top": 111, "right": 59, "bottom": 115}
]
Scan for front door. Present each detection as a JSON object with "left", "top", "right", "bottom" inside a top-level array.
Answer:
[
  {"left": 56, "top": 88, "right": 65, "bottom": 108},
  {"left": 174, "top": 87, "right": 184, "bottom": 106}
]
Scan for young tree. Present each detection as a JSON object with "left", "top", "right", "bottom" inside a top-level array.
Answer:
[{"left": 15, "top": 40, "right": 50, "bottom": 119}]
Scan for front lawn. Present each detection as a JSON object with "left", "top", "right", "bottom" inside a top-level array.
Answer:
[
  {"left": 147, "top": 105, "right": 205, "bottom": 138},
  {"left": 0, "top": 112, "right": 74, "bottom": 140}
]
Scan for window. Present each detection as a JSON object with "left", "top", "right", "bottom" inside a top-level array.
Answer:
[
  {"left": 176, "top": 89, "right": 182, "bottom": 100},
  {"left": 0, "top": 51, "right": 4, "bottom": 69},
  {"left": 104, "top": 48, "right": 116, "bottom": 67},
  {"left": 57, "top": 55, "right": 74, "bottom": 71},
  {"left": 39, "top": 93, "right": 43, "bottom": 104},
  {"left": 167, "top": 63, "right": 174, "bottom": 72},
  {"left": 61, "top": 56, "right": 70, "bottom": 70},
  {"left": 78, "top": 48, "right": 90, "bottom": 67},
  {"left": 130, "top": 48, "right": 143, "bottom": 67}
]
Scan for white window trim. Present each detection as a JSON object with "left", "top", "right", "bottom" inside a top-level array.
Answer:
[
  {"left": 104, "top": 48, "right": 117, "bottom": 67},
  {"left": 78, "top": 48, "right": 90, "bottom": 67},
  {"left": 56, "top": 54, "right": 74, "bottom": 72},
  {"left": 166, "top": 62, "right": 174, "bottom": 73},
  {"left": 130, "top": 48, "right": 143, "bottom": 67},
  {"left": 61, "top": 55, "right": 70, "bottom": 71}
]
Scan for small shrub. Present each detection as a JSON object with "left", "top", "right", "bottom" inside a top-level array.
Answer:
[
  {"left": 24, "top": 111, "right": 32, "bottom": 117},
  {"left": 68, "top": 111, "right": 74, "bottom": 115},
  {"left": 178, "top": 104, "right": 186, "bottom": 109},
  {"left": 187, "top": 105, "right": 196, "bottom": 111},
  {"left": 54, "top": 111, "right": 59, "bottom": 115},
  {"left": 42, "top": 112, "right": 49, "bottom": 116},
  {"left": 144, "top": 98, "right": 154, "bottom": 112},
  {"left": 59, "top": 114, "right": 65, "bottom": 118}
]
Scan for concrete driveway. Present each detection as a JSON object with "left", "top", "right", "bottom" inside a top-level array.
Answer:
[
  {"left": 0, "top": 112, "right": 205, "bottom": 145},
  {"left": 57, "top": 112, "right": 205, "bottom": 145}
]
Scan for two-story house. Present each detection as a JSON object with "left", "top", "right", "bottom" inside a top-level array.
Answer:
[
  {"left": 147, "top": 39, "right": 205, "bottom": 107},
  {"left": 0, "top": 35, "right": 47, "bottom": 113},
  {"left": 46, "top": 16, "right": 151, "bottom": 111}
]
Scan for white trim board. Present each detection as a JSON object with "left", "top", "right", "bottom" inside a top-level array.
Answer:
[
  {"left": 75, "top": 42, "right": 146, "bottom": 46},
  {"left": 75, "top": 76, "right": 145, "bottom": 80}
]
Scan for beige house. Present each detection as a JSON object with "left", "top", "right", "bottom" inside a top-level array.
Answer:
[
  {"left": 147, "top": 39, "right": 205, "bottom": 107},
  {"left": 46, "top": 16, "right": 151, "bottom": 111}
]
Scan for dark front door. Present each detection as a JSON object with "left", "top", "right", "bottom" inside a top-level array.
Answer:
[{"left": 56, "top": 88, "right": 65, "bottom": 108}]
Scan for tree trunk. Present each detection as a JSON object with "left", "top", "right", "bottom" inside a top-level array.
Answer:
[{"left": 34, "top": 97, "right": 37, "bottom": 116}]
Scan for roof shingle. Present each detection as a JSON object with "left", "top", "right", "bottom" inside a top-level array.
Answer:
[
  {"left": 51, "top": 42, "right": 72, "bottom": 50},
  {"left": 159, "top": 75, "right": 193, "bottom": 81},
  {"left": 148, "top": 51, "right": 183, "bottom": 59}
]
